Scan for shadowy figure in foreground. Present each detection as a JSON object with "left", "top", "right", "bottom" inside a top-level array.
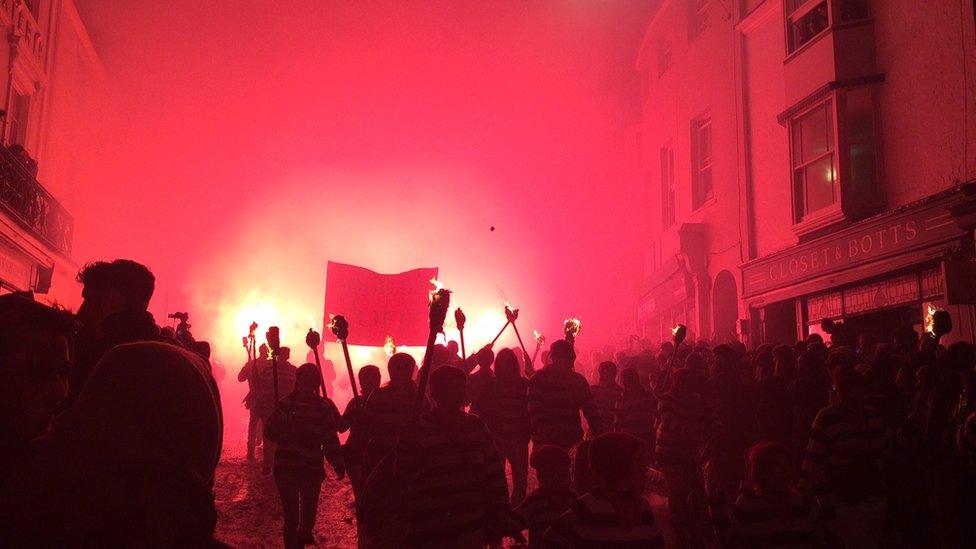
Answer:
[{"left": 1, "top": 342, "right": 223, "bottom": 546}]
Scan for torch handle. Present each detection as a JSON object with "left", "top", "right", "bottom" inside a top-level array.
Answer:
[
  {"left": 415, "top": 327, "right": 440, "bottom": 418},
  {"left": 511, "top": 322, "right": 531, "bottom": 368},
  {"left": 459, "top": 329, "right": 467, "bottom": 361},
  {"left": 311, "top": 346, "right": 326, "bottom": 397},
  {"left": 272, "top": 355, "right": 280, "bottom": 406},
  {"left": 340, "top": 339, "right": 359, "bottom": 398},
  {"left": 491, "top": 321, "right": 511, "bottom": 346},
  {"left": 661, "top": 340, "right": 683, "bottom": 394}
]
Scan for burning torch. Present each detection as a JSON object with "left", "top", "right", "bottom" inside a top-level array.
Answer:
[
  {"left": 564, "top": 318, "right": 581, "bottom": 345},
  {"left": 662, "top": 323, "right": 688, "bottom": 390},
  {"left": 384, "top": 335, "right": 397, "bottom": 357},
  {"left": 328, "top": 314, "right": 359, "bottom": 398},
  {"left": 455, "top": 308, "right": 467, "bottom": 361},
  {"left": 505, "top": 303, "right": 532, "bottom": 369},
  {"left": 416, "top": 280, "right": 452, "bottom": 417},
  {"left": 305, "top": 328, "right": 326, "bottom": 397}
]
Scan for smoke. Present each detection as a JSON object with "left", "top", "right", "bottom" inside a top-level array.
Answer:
[{"left": 68, "top": 1, "right": 654, "bottom": 433}]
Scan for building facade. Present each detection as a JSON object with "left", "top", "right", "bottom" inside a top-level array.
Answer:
[
  {"left": 634, "top": 0, "right": 976, "bottom": 346},
  {"left": 0, "top": 0, "right": 101, "bottom": 307}
]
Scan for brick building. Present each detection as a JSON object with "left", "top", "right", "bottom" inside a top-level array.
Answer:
[
  {"left": 0, "top": 0, "right": 101, "bottom": 307},
  {"left": 634, "top": 0, "right": 976, "bottom": 346}
]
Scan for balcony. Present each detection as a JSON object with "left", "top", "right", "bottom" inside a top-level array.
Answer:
[{"left": 0, "top": 144, "right": 73, "bottom": 257}]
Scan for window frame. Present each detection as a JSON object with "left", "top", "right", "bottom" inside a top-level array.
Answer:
[
  {"left": 660, "top": 143, "right": 676, "bottom": 229},
  {"left": 691, "top": 116, "right": 714, "bottom": 210},
  {"left": 785, "top": 0, "right": 872, "bottom": 54},
  {"left": 788, "top": 97, "right": 839, "bottom": 224}
]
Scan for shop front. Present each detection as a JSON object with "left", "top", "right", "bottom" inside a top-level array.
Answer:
[
  {"left": 741, "top": 186, "right": 976, "bottom": 346},
  {"left": 637, "top": 255, "right": 696, "bottom": 343}
]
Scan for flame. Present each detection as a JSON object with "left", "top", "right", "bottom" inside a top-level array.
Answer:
[
  {"left": 327, "top": 313, "right": 337, "bottom": 331},
  {"left": 924, "top": 304, "right": 938, "bottom": 335},
  {"left": 564, "top": 318, "right": 581, "bottom": 337},
  {"left": 384, "top": 335, "right": 396, "bottom": 357},
  {"left": 429, "top": 278, "right": 444, "bottom": 302},
  {"left": 533, "top": 329, "right": 544, "bottom": 345}
]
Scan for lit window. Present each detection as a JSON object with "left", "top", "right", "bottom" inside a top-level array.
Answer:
[
  {"left": 791, "top": 100, "right": 836, "bottom": 220},
  {"left": 787, "top": 0, "right": 870, "bottom": 53},
  {"left": 660, "top": 144, "right": 676, "bottom": 228},
  {"left": 691, "top": 117, "right": 713, "bottom": 209}
]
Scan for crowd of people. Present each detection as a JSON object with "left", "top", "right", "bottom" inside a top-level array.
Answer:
[{"left": 3, "top": 257, "right": 976, "bottom": 547}]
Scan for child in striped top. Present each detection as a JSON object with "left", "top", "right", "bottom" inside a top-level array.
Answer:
[
  {"left": 544, "top": 433, "right": 664, "bottom": 548},
  {"left": 716, "top": 442, "right": 831, "bottom": 547},
  {"left": 513, "top": 445, "right": 577, "bottom": 546}
]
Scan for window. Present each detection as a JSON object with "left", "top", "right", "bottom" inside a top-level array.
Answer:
[
  {"left": 7, "top": 91, "right": 32, "bottom": 148},
  {"left": 844, "top": 87, "right": 877, "bottom": 194},
  {"left": 787, "top": 0, "right": 870, "bottom": 53},
  {"left": 660, "top": 144, "right": 676, "bottom": 228},
  {"left": 690, "top": 0, "right": 710, "bottom": 41},
  {"left": 791, "top": 99, "right": 836, "bottom": 221},
  {"left": 691, "top": 117, "right": 713, "bottom": 209},
  {"left": 658, "top": 37, "right": 671, "bottom": 76}
]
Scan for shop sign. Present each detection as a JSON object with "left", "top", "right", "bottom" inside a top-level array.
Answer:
[
  {"left": 743, "top": 199, "right": 962, "bottom": 297},
  {"left": 638, "top": 271, "right": 690, "bottom": 320}
]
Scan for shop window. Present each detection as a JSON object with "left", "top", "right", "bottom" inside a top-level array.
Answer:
[
  {"left": 790, "top": 99, "right": 836, "bottom": 222},
  {"left": 786, "top": 0, "right": 870, "bottom": 53},
  {"left": 660, "top": 143, "right": 676, "bottom": 228},
  {"left": 691, "top": 116, "right": 714, "bottom": 209},
  {"left": 689, "top": 0, "right": 710, "bottom": 41},
  {"left": 658, "top": 37, "right": 671, "bottom": 77}
]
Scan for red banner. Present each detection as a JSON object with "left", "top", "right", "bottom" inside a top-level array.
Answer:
[{"left": 323, "top": 261, "right": 437, "bottom": 346}]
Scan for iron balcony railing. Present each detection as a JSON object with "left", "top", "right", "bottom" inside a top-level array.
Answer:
[{"left": 0, "top": 145, "right": 73, "bottom": 257}]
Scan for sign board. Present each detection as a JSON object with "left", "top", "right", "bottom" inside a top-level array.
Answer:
[{"left": 742, "top": 197, "right": 963, "bottom": 297}]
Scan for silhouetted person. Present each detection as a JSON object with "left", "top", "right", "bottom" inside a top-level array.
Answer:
[
  {"left": 252, "top": 346, "right": 298, "bottom": 474},
  {"left": 0, "top": 293, "right": 73, "bottom": 484},
  {"left": 715, "top": 442, "right": 832, "bottom": 546},
  {"left": 341, "top": 364, "right": 381, "bottom": 501},
  {"left": 362, "top": 352, "right": 420, "bottom": 477},
  {"left": 472, "top": 348, "right": 530, "bottom": 504},
  {"left": 239, "top": 342, "right": 270, "bottom": 461},
  {"left": 543, "top": 432, "right": 664, "bottom": 547},
  {"left": 514, "top": 445, "right": 576, "bottom": 546},
  {"left": 464, "top": 345, "right": 495, "bottom": 406},
  {"left": 589, "top": 361, "right": 622, "bottom": 436},
  {"left": 68, "top": 260, "right": 169, "bottom": 407},
  {"left": 265, "top": 363, "right": 345, "bottom": 548},
  {"left": 1, "top": 342, "right": 222, "bottom": 546},
  {"left": 656, "top": 367, "right": 718, "bottom": 546},
  {"left": 528, "top": 339, "right": 604, "bottom": 450},
  {"left": 306, "top": 345, "right": 336, "bottom": 397},
  {"left": 397, "top": 365, "right": 512, "bottom": 548},
  {"left": 802, "top": 366, "right": 890, "bottom": 548},
  {"left": 615, "top": 367, "right": 657, "bottom": 465}
]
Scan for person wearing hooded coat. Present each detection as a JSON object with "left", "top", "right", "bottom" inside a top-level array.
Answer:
[{"left": 0, "top": 341, "right": 224, "bottom": 547}]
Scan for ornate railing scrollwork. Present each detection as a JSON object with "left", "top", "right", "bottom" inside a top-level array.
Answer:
[{"left": 0, "top": 145, "right": 73, "bottom": 256}]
